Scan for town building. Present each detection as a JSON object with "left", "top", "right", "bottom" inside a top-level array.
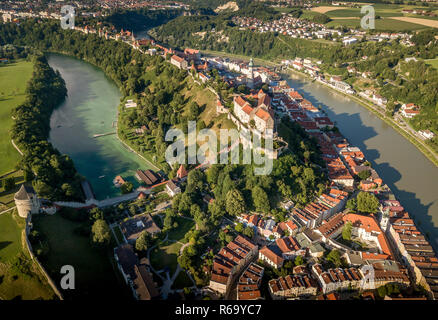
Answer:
[
  {"left": 120, "top": 213, "right": 161, "bottom": 243},
  {"left": 170, "top": 55, "right": 188, "bottom": 70},
  {"left": 209, "top": 235, "right": 258, "bottom": 297}
]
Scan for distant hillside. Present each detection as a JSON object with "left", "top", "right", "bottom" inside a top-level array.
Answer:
[{"left": 215, "top": 1, "right": 239, "bottom": 13}]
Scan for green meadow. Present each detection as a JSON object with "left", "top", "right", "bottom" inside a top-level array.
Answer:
[
  {"left": 0, "top": 210, "right": 56, "bottom": 300},
  {"left": 0, "top": 60, "right": 34, "bottom": 175},
  {"left": 326, "top": 17, "right": 429, "bottom": 31}
]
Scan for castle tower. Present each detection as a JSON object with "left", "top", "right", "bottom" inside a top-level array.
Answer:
[{"left": 14, "top": 185, "right": 40, "bottom": 218}]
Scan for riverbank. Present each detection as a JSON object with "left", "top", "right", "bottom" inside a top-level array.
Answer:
[
  {"left": 286, "top": 67, "right": 438, "bottom": 168},
  {"left": 47, "top": 53, "right": 155, "bottom": 199},
  {"left": 114, "top": 109, "right": 161, "bottom": 172},
  {"left": 46, "top": 50, "right": 165, "bottom": 173}
]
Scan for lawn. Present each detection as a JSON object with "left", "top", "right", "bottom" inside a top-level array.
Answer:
[
  {"left": 0, "top": 211, "right": 23, "bottom": 262},
  {"left": 167, "top": 216, "right": 195, "bottom": 243},
  {"left": 0, "top": 210, "right": 56, "bottom": 300},
  {"left": 150, "top": 240, "right": 182, "bottom": 274},
  {"left": 0, "top": 60, "right": 34, "bottom": 175},
  {"left": 33, "top": 214, "right": 131, "bottom": 300},
  {"left": 0, "top": 170, "right": 25, "bottom": 210},
  {"left": 172, "top": 270, "right": 193, "bottom": 290},
  {"left": 425, "top": 58, "right": 438, "bottom": 70}
]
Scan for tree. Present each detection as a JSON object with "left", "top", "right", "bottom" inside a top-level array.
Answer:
[
  {"left": 136, "top": 231, "right": 152, "bottom": 252},
  {"left": 357, "top": 169, "right": 371, "bottom": 181},
  {"left": 357, "top": 191, "right": 379, "bottom": 214},
  {"left": 235, "top": 222, "right": 244, "bottom": 233},
  {"left": 252, "top": 185, "right": 270, "bottom": 213},
  {"left": 121, "top": 182, "right": 134, "bottom": 194},
  {"left": 326, "top": 249, "right": 342, "bottom": 268},
  {"left": 346, "top": 198, "right": 357, "bottom": 211},
  {"left": 91, "top": 219, "right": 111, "bottom": 247},
  {"left": 90, "top": 207, "right": 104, "bottom": 221},
  {"left": 243, "top": 226, "right": 254, "bottom": 239},
  {"left": 23, "top": 170, "right": 34, "bottom": 182},
  {"left": 342, "top": 221, "right": 352, "bottom": 241},
  {"left": 4, "top": 178, "right": 15, "bottom": 191},
  {"left": 294, "top": 255, "right": 305, "bottom": 266},
  {"left": 225, "top": 189, "right": 246, "bottom": 216}
]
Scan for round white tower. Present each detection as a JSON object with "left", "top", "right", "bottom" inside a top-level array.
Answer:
[{"left": 14, "top": 184, "right": 40, "bottom": 218}]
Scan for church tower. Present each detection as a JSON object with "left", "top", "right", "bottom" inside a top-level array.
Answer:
[
  {"left": 247, "top": 58, "right": 255, "bottom": 89},
  {"left": 14, "top": 185, "right": 40, "bottom": 218}
]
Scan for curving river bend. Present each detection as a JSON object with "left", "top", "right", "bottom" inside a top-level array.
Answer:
[
  {"left": 46, "top": 53, "right": 438, "bottom": 252},
  {"left": 285, "top": 71, "right": 438, "bottom": 252},
  {"left": 47, "top": 53, "right": 151, "bottom": 200}
]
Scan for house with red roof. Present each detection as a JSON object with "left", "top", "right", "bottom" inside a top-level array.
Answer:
[
  {"left": 170, "top": 55, "right": 188, "bottom": 69},
  {"left": 259, "top": 246, "right": 284, "bottom": 269},
  {"left": 401, "top": 103, "right": 420, "bottom": 118}
]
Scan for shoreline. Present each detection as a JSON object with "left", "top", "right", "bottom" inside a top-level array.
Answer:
[
  {"left": 114, "top": 108, "right": 161, "bottom": 172},
  {"left": 285, "top": 67, "right": 438, "bottom": 168},
  {"left": 47, "top": 51, "right": 163, "bottom": 174}
]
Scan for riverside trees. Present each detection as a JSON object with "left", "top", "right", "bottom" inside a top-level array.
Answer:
[{"left": 10, "top": 55, "right": 82, "bottom": 201}]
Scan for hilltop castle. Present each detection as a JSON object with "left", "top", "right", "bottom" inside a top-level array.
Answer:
[{"left": 14, "top": 184, "right": 40, "bottom": 218}]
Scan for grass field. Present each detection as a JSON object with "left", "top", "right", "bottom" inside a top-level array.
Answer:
[
  {"left": 326, "top": 17, "right": 429, "bottom": 31},
  {"left": 425, "top": 57, "right": 438, "bottom": 70},
  {"left": 0, "top": 170, "right": 25, "bottom": 211},
  {"left": 328, "top": 8, "right": 404, "bottom": 18},
  {"left": 33, "top": 214, "right": 130, "bottom": 300},
  {"left": 0, "top": 210, "right": 56, "bottom": 300},
  {"left": 0, "top": 211, "right": 23, "bottom": 262},
  {"left": 167, "top": 217, "right": 195, "bottom": 243},
  {"left": 317, "top": 3, "right": 437, "bottom": 30},
  {"left": 150, "top": 240, "right": 182, "bottom": 274},
  {"left": 0, "top": 61, "right": 33, "bottom": 175}
]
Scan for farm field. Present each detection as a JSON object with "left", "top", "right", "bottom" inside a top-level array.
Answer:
[
  {"left": 326, "top": 17, "right": 429, "bottom": 31},
  {"left": 312, "top": 3, "right": 438, "bottom": 30},
  {"left": 0, "top": 210, "right": 55, "bottom": 300},
  {"left": 0, "top": 60, "right": 33, "bottom": 175},
  {"left": 388, "top": 16, "right": 438, "bottom": 28},
  {"left": 326, "top": 8, "right": 404, "bottom": 18}
]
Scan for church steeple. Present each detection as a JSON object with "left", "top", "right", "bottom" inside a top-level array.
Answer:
[{"left": 249, "top": 58, "right": 254, "bottom": 80}]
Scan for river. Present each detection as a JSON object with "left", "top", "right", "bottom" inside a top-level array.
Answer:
[
  {"left": 285, "top": 71, "right": 438, "bottom": 252},
  {"left": 47, "top": 53, "right": 151, "bottom": 200}
]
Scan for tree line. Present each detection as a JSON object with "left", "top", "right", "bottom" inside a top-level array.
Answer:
[{"left": 10, "top": 55, "right": 83, "bottom": 201}]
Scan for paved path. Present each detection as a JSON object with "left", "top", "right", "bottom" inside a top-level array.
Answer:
[{"left": 0, "top": 206, "right": 16, "bottom": 216}]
